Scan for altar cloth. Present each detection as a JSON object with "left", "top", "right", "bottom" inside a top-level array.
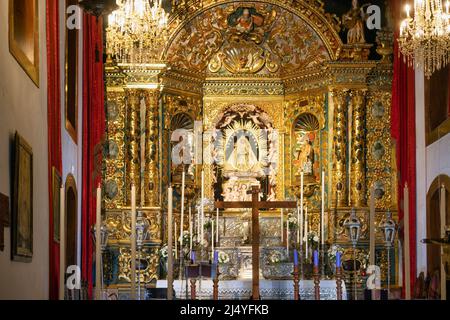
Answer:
[{"left": 156, "top": 279, "right": 347, "bottom": 300}]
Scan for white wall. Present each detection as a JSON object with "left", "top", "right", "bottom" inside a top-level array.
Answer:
[
  {"left": 0, "top": 1, "right": 49, "bottom": 299},
  {"left": 415, "top": 69, "right": 450, "bottom": 276}
]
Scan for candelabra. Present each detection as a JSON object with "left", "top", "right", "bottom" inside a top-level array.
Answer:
[
  {"left": 379, "top": 211, "right": 397, "bottom": 297},
  {"left": 344, "top": 209, "right": 361, "bottom": 300},
  {"left": 398, "top": 0, "right": 450, "bottom": 78}
]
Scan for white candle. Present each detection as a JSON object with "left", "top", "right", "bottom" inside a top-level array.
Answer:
[
  {"left": 131, "top": 184, "right": 137, "bottom": 300},
  {"left": 300, "top": 172, "right": 304, "bottom": 250},
  {"left": 297, "top": 204, "right": 300, "bottom": 245},
  {"left": 369, "top": 186, "right": 376, "bottom": 267},
  {"left": 321, "top": 170, "right": 325, "bottom": 246},
  {"left": 180, "top": 170, "right": 185, "bottom": 248},
  {"left": 197, "top": 208, "right": 200, "bottom": 242},
  {"left": 211, "top": 220, "right": 215, "bottom": 260},
  {"left": 280, "top": 208, "right": 284, "bottom": 243},
  {"left": 167, "top": 187, "right": 174, "bottom": 300},
  {"left": 286, "top": 211, "right": 289, "bottom": 255},
  {"left": 305, "top": 206, "right": 309, "bottom": 260},
  {"left": 175, "top": 221, "right": 178, "bottom": 260},
  {"left": 59, "top": 185, "right": 65, "bottom": 301},
  {"left": 201, "top": 170, "right": 205, "bottom": 244},
  {"left": 95, "top": 185, "right": 102, "bottom": 300},
  {"left": 440, "top": 185, "right": 447, "bottom": 300},
  {"left": 216, "top": 208, "right": 219, "bottom": 243},
  {"left": 189, "top": 206, "right": 193, "bottom": 253},
  {"left": 404, "top": 184, "right": 411, "bottom": 300}
]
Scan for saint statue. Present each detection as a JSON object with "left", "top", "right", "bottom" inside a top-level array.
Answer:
[
  {"left": 295, "top": 133, "right": 315, "bottom": 176},
  {"left": 228, "top": 136, "right": 258, "bottom": 171},
  {"left": 342, "top": 0, "right": 370, "bottom": 44}
]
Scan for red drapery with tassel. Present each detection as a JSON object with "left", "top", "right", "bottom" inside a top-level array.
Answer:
[
  {"left": 81, "top": 14, "right": 105, "bottom": 299},
  {"left": 46, "top": 0, "right": 62, "bottom": 300},
  {"left": 391, "top": 0, "right": 417, "bottom": 295}
]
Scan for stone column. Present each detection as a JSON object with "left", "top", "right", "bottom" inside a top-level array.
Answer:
[
  {"left": 350, "top": 90, "right": 367, "bottom": 207},
  {"left": 332, "top": 90, "right": 349, "bottom": 207}
]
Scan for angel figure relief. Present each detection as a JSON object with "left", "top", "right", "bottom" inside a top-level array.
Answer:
[{"left": 342, "top": 0, "right": 371, "bottom": 44}]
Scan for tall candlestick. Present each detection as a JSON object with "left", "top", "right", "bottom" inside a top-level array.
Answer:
[
  {"left": 167, "top": 187, "right": 174, "bottom": 300},
  {"left": 305, "top": 206, "right": 309, "bottom": 260},
  {"left": 197, "top": 208, "right": 200, "bottom": 241},
  {"left": 95, "top": 185, "right": 102, "bottom": 300},
  {"left": 201, "top": 170, "right": 205, "bottom": 245},
  {"left": 404, "top": 184, "right": 411, "bottom": 300},
  {"left": 59, "top": 185, "right": 66, "bottom": 300},
  {"left": 211, "top": 220, "right": 215, "bottom": 260},
  {"left": 131, "top": 184, "right": 137, "bottom": 300},
  {"left": 321, "top": 171, "right": 325, "bottom": 246},
  {"left": 175, "top": 222, "right": 178, "bottom": 260},
  {"left": 348, "top": 103, "right": 353, "bottom": 207},
  {"left": 189, "top": 206, "right": 193, "bottom": 253},
  {"left": 300, "top": 172, "right": 304, "bottom": 247},
  {"left": 369, "top": 186, "right": 376, "bottom": 267},
  {"left": 280, "top": 208, "right": 284, "bottom": 243},
  {"left": 180, "top": 170, "right": 185, "bottom": 247},
  {"left": 294, "top": 249, "right": 299, "bottom": 267},
  {"left": 216, "top": 208, "right": 219, "bottom": 243},
  {"left": 440, "top": 185, "right": 447, "bottom": 300},
  {"left": 286, "top": 212, "right": 289, "bottom": 255}
]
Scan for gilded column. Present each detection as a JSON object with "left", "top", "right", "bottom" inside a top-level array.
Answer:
[
  {"left": 350, "top": 90, "right": 367, "bottom": 207},
  {"left": 125, "top": 89, "right": 141, "bottom": 205},
  {"left": 144, "top": 90, "right": 160, "bottom": 208},
  {"left": 332, "top": 90, "right": 349, "bottom": 207}
]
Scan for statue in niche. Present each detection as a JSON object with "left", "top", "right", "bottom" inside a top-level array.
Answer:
[
  {"left": 295, "top": 132, "right": 315, "bottom": 176},
  {"left": 228, "top": 136, "right": 258, "bottom": 171},
  {"left": 342, "top": 0, "right": 371, "bottom": 44}
]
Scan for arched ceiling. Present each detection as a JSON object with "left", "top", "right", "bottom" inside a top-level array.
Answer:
[{"left": 164, "top": 0, "right": 343, "bottom": 77}]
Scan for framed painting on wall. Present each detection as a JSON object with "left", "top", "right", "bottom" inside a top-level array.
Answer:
[
  {"left": 52, "top": 167, "right": 62, "bottom": 243},
  {"left": 12, "top": 133, "right": 33, "bottom": 262},
  {"left": 9, "top": 0, "right": 40, "bottom": 87}
]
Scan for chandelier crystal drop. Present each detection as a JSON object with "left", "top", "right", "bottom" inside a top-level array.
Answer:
[
  {"left": 398, "top": 0, "right": 450, "bottom": 78},
  {"left": 106, "top": 0, "right": 170, "bottom": 65}
]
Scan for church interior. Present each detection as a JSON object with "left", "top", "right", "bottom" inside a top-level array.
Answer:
[{"left": 0, "top": 0, "right": 450, "bottom": 302}]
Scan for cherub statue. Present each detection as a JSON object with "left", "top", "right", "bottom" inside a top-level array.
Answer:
[{"left": 342, "top": 0, "right": 371, "bottom": 44}]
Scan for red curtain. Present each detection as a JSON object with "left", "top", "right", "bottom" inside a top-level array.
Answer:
[
  {"left": 391, "top": 0, "right": 417, "bottom": 296},
  {"left": 81, "top": 14, "right": 105, "bottom": 299},
  {"left": 46, "top": 0, "right": 62, "bottom": 300}
]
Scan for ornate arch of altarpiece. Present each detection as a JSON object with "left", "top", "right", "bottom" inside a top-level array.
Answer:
[{"left": 103, "top": 0, "right": 397, "bottom": 286}]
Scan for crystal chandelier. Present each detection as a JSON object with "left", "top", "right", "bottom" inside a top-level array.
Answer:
[
  {"left": 399, "top": 0, "right": 450, "bottom": 78},
  {"left": 106, "top": 0, "right": 170, "bottom": 65}
]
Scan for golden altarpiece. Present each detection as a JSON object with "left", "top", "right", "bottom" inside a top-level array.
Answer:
[{"left": 101, "top": 0, "right": 398, "bottom": 298}]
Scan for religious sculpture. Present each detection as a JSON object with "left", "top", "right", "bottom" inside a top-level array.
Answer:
[
  {"left": 228, "top": 136, "right": 258, "bottom": 171},
  {"left": 342, "top": 0, "right": 370, "bottom": 44},
  {"left": 228, "top": 7, "right": 266, "bottom": 44}
]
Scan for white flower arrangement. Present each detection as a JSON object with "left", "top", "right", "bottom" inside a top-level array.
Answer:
[
  {"left": 159, "top": 245, "right": 168, "bottom": 259},
  {"left": 286, "top": 212, "right": 298, "bottom": 229},
  {"left": 327, "top": 244, "right": 344, "bottom": 264},
  {"left": 218, "top": 251, "right": 230, "bottom": 264}
]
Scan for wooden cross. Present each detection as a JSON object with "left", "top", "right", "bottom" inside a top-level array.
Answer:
[{"left": 215, "top": 185, "right": 297, "bottom": 300}]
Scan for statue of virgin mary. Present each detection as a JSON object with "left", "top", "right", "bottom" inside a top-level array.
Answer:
[{"left": 228, "top": 136, "right": 259, "bottom": 171}]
